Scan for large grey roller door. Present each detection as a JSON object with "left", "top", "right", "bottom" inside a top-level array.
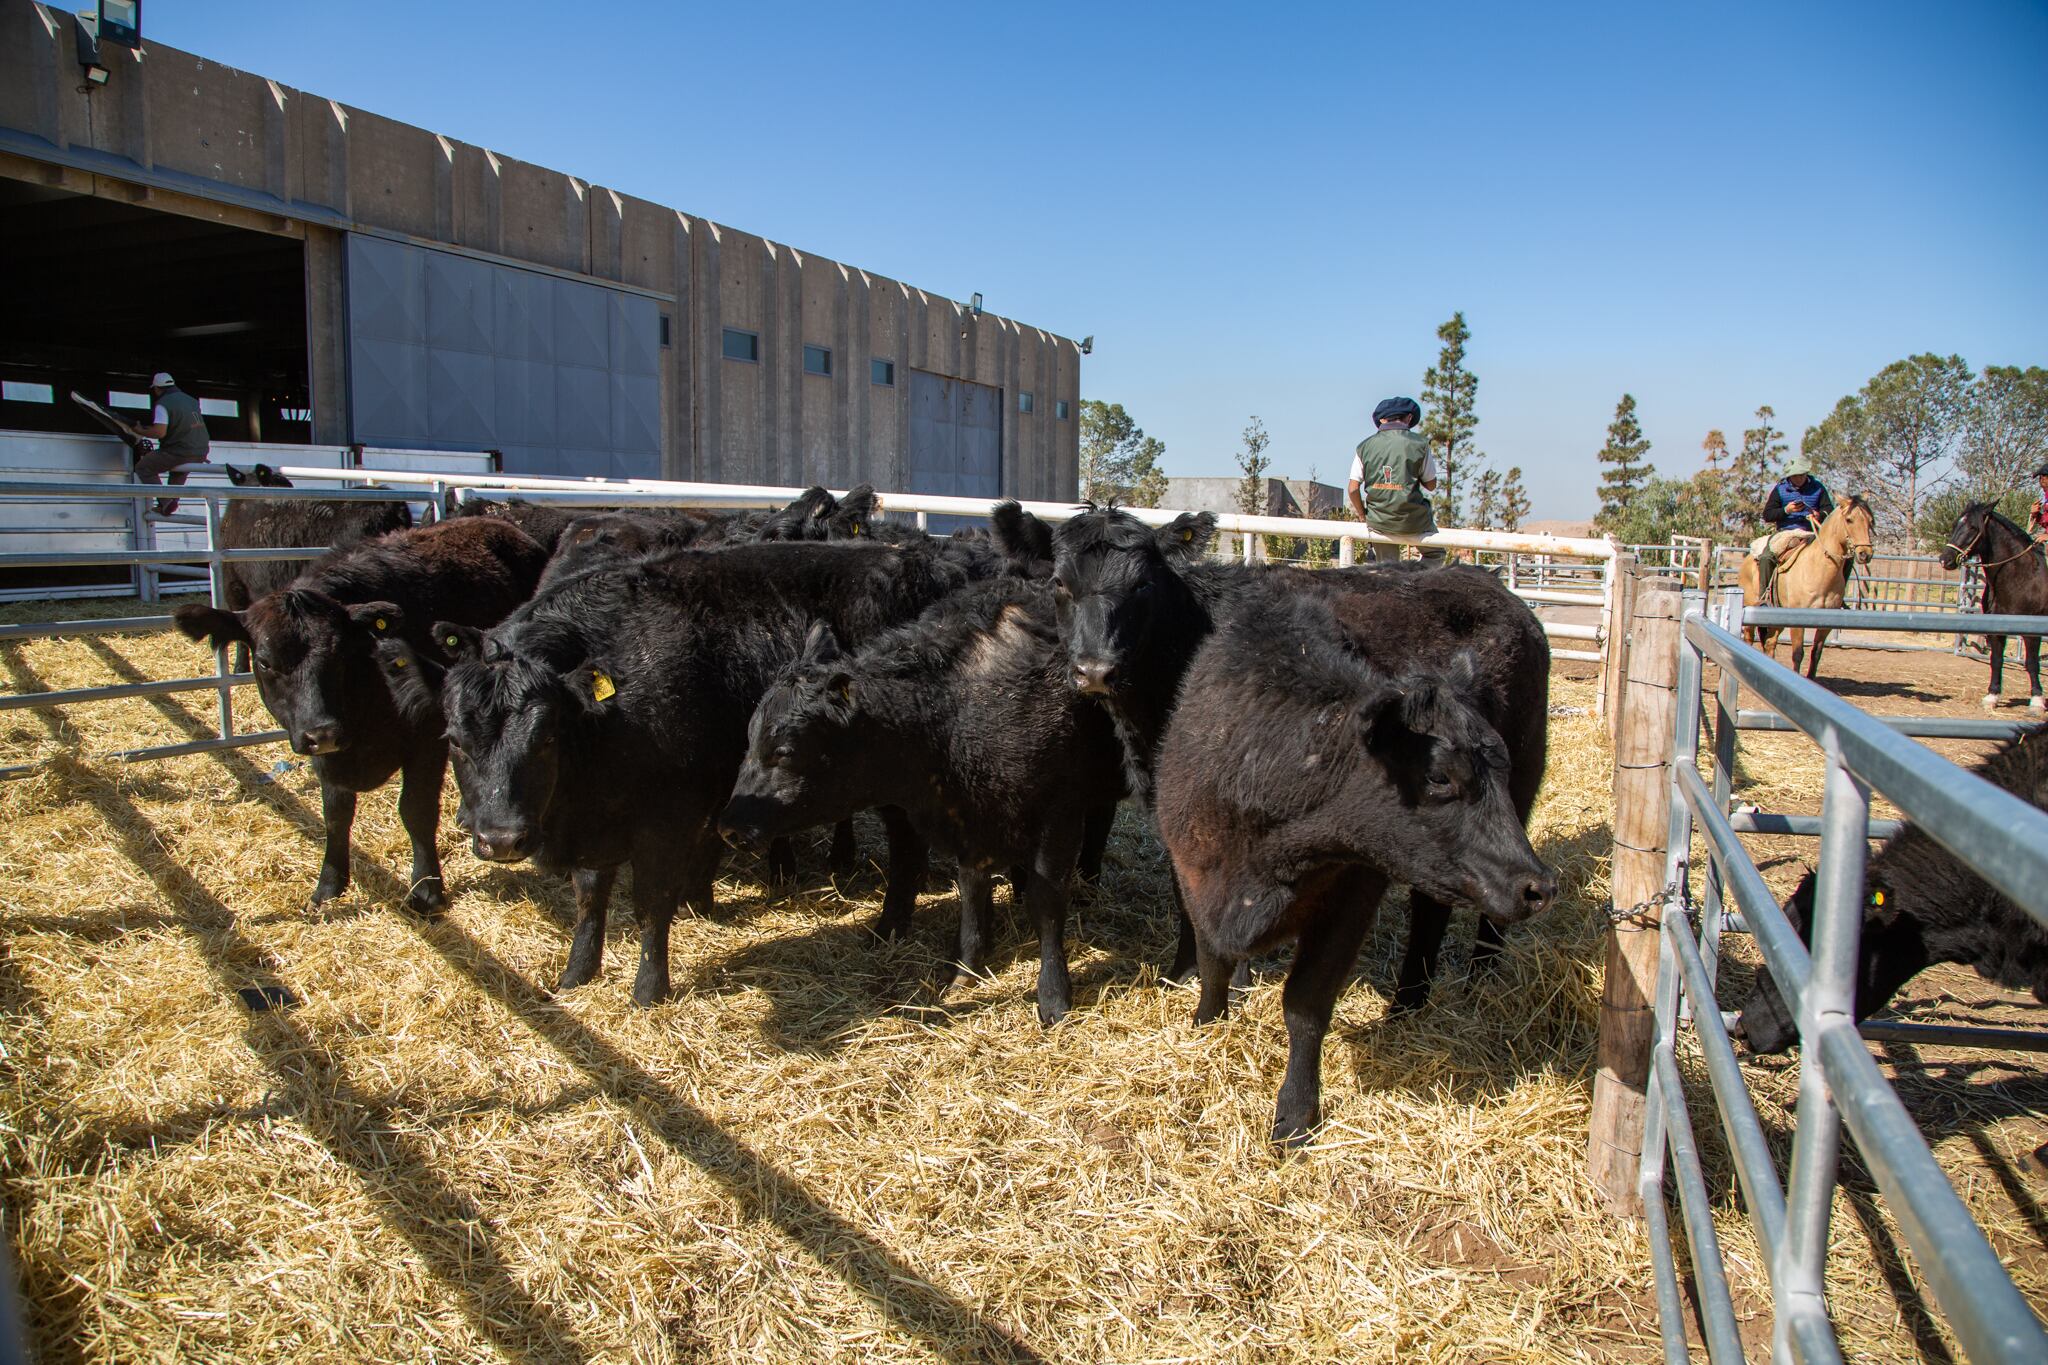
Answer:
[
  {"left": 906, "top": 369, "right": 1001, "bottom": 530},
  {"left": 346, "top": 235, "right": 660, "bottom": 478}
]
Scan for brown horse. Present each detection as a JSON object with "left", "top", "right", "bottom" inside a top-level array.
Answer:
[{"left": 1739, "top": 494, "right": 1877, "bottom": 679}]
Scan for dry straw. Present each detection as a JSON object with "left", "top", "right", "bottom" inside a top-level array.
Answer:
[{"left": 0, "top": 607, "right": 2041, "bottom": 1362}]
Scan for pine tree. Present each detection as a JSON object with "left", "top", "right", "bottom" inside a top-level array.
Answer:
[
  {"left": 1234, "top": 416, "right": 1271, "bottom": 516},
  {"left": 1079, "top": 400, "right": 1171, "bottom": 507},
  {"left": 1420, "top": 311, "right": 1482, "bottom": 525},
  {"left": 1500, "top": 466, "right": 1531, "bottom": 531},
  {"left": 1470, "top": 467, "right": 1502, "bottom": 530},
  {"left": 1594, "top": 393, "right": 1655, "bottom": 533},
  {"left": 1702, "top": 428, "right": 1729, "bottom": 471},
  {"left": 1731, "top": 405, "right": 1786, "bottom": 534}
]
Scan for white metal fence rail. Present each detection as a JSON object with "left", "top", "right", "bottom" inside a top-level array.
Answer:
[
  {"left": 0, "top": 468, "right": 1622, "bottom": 776},
  {"left": 1643, "top": 590, "right": 2048, "bottom": 1362}
]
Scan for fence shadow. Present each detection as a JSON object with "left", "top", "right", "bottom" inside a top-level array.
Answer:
[{"left": 53, "top": 637, "right": 1046, "bottom": 1362}]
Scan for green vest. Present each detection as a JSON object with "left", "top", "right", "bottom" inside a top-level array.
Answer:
[
  {"left": 154, "top": 388, "right": 211, "bottom": 461},
  {"left": 1355, "top": 427, "right": 1436, "bottom": 535}
]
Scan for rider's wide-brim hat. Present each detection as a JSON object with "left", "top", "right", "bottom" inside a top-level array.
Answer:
[{"left": 1783, "top": 454, "right": 1813, "bottom": 477}]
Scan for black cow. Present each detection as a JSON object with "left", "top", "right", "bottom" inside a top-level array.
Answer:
[
  {"left": 1156, "top": 574, "right": 1555, "bottom": 1144},
  {"left": 1042, "top": 506, "right": 1506, "bottom": 1006},
  {"left": 438, "top": 539, "right": 977, "bottom": 1004},
  {"left": 1738, "top": 724, "right": 2048, "bottom": 1053},
  {"left": 449, "top": 496, "right": 589, "bottom": 553},
  {"left": 720, "top": 580, "right": 1127, "bottom": 1024},
  {"left": 172, "top": 517, "right": 549, "bottom": 913},
  {"left": 219, "top": 464, "right": 412, "bottom": 613}
]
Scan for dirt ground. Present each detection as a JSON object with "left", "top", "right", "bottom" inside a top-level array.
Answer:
[{"left": 0, "top": 602, "right": 2041, "bottom": 1363}]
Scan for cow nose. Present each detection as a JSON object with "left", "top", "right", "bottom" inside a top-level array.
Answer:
[
  {"left": 298, "top": 724, "right": 345, "bottom": 755},
  {"left": 472, "top": 824, "right": 533, "bottom": 862},
  {"left": 1520, "top": 873, "right": 1557, "bottom": 917},
  {"left": 1072, "top": 658, "right": 1116, "bottom": 694}
]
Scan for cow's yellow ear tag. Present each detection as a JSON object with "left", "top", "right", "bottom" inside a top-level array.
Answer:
[
  {"left": 393, "top": 655, "right": 408, "bottom": 669},
  {"left": 374, "top": 616, "right": 388, "bottom": 631},
  {"left": 1872, "top": 889, "right": 1885, "bottom": 907},
  {"left": 1181, "top": 528, "right": 1194, "bottom": 543},
  {"left": 444, "top": 633, "right": 460, "bottom": 650},
  {"left": 591, "top": 670, "right": 616, "bottom": 702}
]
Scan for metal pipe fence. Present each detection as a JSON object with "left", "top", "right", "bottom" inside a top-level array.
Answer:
[
  {"left": 2, "top": 470, "right": 1624, "bottom": 779},
  {"left": 1639, "top": 590, "right": 2048, "bottom": 1361},
  {"left": 0, "top": 480, "right": 438, "bottom": 779}
]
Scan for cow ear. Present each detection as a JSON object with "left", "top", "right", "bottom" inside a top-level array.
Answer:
[
  {"left": 432, "top": 620, "right": 485, "bottom": 662},
  {"left": 1350, "top": 679, "right": 1407, "bottom": 744},
  {"left": 566, "top": 662, "right": 618, "bottom": 708},
  {"left": 1157, "top": 512, "right": 1217, "bottom": 563},
  {"left": 257, "top": 464, "right": 290, "bottom": 486},
  {"left": 832, "top": 484, "right": 878, "bottom": 537},
  {"left": 347, "top": 601, "right": 406, "bottom": 639},
  {"left": 171, "top": 603, "right": 251, "bottom": 650},
  {"left": 224, "top": 465, "right": 251, "bottom": 486},
  {"left": 801, "top": 621, "right": 843, "bottom": 667}
]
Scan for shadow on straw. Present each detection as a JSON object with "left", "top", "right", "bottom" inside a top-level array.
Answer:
[{"left": 69, "top": 635, "right": 1047, "bottom": 1363}]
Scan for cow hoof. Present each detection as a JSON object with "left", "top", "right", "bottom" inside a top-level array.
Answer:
[
  {"left": 554, "top": 966, "right": 597, "bottom": 993},
  {"left": 1037, "top": 997, "right": 1071, "bottom": 1028},
  {"left": 1982, "top": 694, "right": 2002, "bottom": 710},
  {"left": 309, "top": 877, "right": 346, "bottom": 907},
  {"left": 1270, "top": 1113, "right": 1318, "bottom": 1149},
  {"left": 630, "top": 980, "right": 670, "bottom": 1008},
  {"left": 872, "top": 910, "right": 912, "bottom": 940},
  {"left": 405, "top": 881, "right": 446, "bottom": 917}
]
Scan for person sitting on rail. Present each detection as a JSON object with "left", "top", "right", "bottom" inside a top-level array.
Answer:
[
  {"left": 1347, "top": 396, "right": 1446, "bottom": 565},
  {"left": 114, "top": 372, "right": 212, "bottom": 516},
  {"left": 1748, "top": 453, "right": 1835, "bottom": 605}
]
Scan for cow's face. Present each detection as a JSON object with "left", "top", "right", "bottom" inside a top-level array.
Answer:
[
  {"left": 721, "top": 625, "right": 859, "bottom": 844},
  {"left": 1737, "top": 872, "right": 1924, "bottom": 1055},
  {"left": 173, "top": 591, "right": 396, "bottom": 756},
  {"left": 440, "top": 625, "right": 600, "bottom": 863},
  {"left": 1050, "top": 508, "right": 1215, "bottom": 696},
  {"left": 1348, "top": 678, "right": 1555, "bottom": 925}
]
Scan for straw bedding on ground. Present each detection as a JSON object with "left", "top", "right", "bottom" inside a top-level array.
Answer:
[{"left": 0, "top": 605, "right": 2041, "bottom": 1362}]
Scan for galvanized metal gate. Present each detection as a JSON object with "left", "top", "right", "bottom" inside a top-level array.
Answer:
[
  {"left": 345, "top": 235, "right": 662, "bottom": 480},
  {"left": 1643, "top": 588, "right": 2048, "bottom": 1362}
]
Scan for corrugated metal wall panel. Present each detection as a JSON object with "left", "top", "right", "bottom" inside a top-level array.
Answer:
[{"left": 346, "top": 235, "right": 659, "bottom": 478}]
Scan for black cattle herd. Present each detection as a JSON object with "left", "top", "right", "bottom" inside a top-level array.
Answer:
[{"left": 165, "top": 469, "right": 2044, "bottom": 1146}]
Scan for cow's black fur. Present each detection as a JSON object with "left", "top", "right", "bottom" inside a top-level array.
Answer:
[
  {"left": 720, "top": 581, "right": 1126, "bottom": 1023},
  {"left": 449, "top": 497, "right": 587, "bottom": 553},
  {"left": 438, "top": 540, "right": 977, "bottom": 1004},
  {"left": 1156, "top": 573, "right": 1555, "bottom": 1144},
  {"left": 173, "top": 517, "right": 549, "bottom": 913},
  {"left": 1738, "top": 725, "right": 2048, "bottom": 1054},
  {"left": 218, "top": 464, "right": 412, "bottom": 614},
  {"left": 1042, "top": 506, "right": 1511, "bottom": 1007}
]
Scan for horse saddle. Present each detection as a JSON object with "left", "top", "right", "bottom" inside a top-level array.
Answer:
[{"left": 1771, "top": 530, "right": 1817, "bottom": 569}]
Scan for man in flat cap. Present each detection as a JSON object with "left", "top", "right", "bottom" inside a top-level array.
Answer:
[
  {"left": 1347, "top": 396, "right": 1444, "bottom": 564},
  {"left": 114, "top": 372, "right": 211, "bottom": 515},
  {"left": 1749, "top": 452, "right": 1835, "bottom": 605}
]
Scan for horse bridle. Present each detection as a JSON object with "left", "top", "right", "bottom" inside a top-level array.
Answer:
[{"left": 1946, "top": 517, "right": 2041, "bottom": 570}]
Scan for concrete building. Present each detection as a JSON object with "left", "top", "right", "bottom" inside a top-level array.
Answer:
[{"left": 0, "top": 2, "right": 1080, "bottom": 498}]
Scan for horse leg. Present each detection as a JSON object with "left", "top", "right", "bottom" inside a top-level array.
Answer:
[
  {"left": 1805, "top": 627, "right": 1828, "bottom": 680},
  {"left": 2025, "top": 635, "right": 2044, "bottom": 711},
  {"left": 1787, "top": 625, "right": 1806, "bottom": 675},
  {"left": 1983, "top": 634, "right": 2006, "bottom": 710}
]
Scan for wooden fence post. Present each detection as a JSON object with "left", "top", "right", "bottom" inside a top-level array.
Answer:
[
  {"left": 1602, "top": 554, "right": 1640, "bottom": 741},
  {"left": 1589, "top": 580, "right": 1683, "bottom": 1216}
]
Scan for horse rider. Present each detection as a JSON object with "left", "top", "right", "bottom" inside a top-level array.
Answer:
[
  {"left": 1750, "top": 454, "right": 1836, "bottom": 604},
  {"left": 1347, "top": 396, "right": 1445, "bottom": 564},
  {"left": 2029, "top": 460, "right": 2048, "bottom": 548}
]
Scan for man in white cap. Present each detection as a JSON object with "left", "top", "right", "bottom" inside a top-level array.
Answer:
[{"left": 115, "top": 372, "right": 211, "bottom": 514}]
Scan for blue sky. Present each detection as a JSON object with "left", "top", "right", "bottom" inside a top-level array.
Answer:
[{"left": 160, "top": 1, "right": 2047, "bottom": 521}]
